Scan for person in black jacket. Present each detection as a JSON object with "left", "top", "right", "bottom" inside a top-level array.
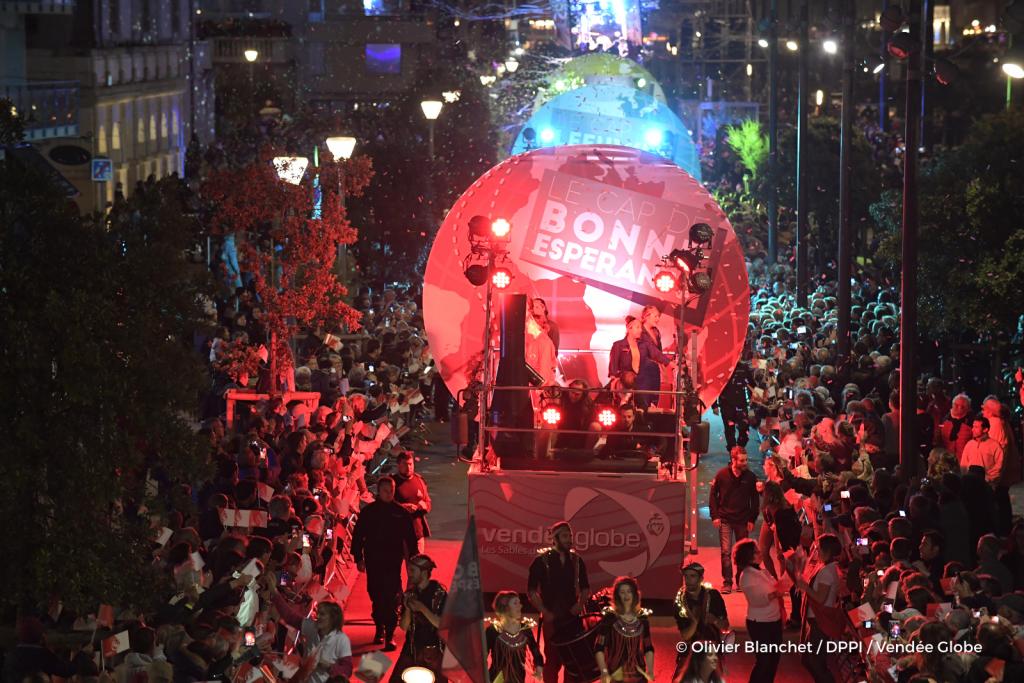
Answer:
[
  {"left": 760, "top": 480, "right": 803, "bottom": 629},
  {"left": 714, "top": 361, "right": 753, "bottom": 450},
  {"left": 351, "top": 476, "right": 418, "bottom": 651},
  {"left": 709, "top": 447, "right": 760, "bottom": 593}
]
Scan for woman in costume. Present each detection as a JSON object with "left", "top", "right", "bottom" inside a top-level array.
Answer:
[
  {"left": 486, "top": 590, "right": 543, "bottom": 683},
  {"left": 594, "top": 577, "right": 655, "bottom": 683}
]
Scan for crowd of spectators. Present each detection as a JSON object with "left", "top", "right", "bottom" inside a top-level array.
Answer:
[
  {"left": 704, "top": 257, "right": 1024, "bottom": 682},
  {"left": 3, "top": 282, "right": 442, "bottom": 683}
]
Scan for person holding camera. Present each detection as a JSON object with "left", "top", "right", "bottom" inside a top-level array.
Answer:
[{"left": 389, "top": 554, "right": 448, "bottom": 683}]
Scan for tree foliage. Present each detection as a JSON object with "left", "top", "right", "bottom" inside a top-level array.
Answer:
[
  {"left": 200, "top": 148, "right": 370, "bottom": 374},
  {"left": 870, "top": 111, "right": 1024, "bottom": 338},
  {"left": 0, "top": 162, "right": 212, "bottom": 611},
  {"left": 724, "top": 119, "right": 769, "bottom": 178}
]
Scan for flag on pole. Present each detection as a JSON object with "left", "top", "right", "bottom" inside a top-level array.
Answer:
[{"left": 439, "top": 514, "right": 488, "bottom": 683}]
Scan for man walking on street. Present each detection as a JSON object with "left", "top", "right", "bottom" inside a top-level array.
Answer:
[
  {"left": 393, "top": 450, "right": 432, "bottom": 554},
  {"left": 351, "top": 476, "right": 418, "bottom": 651},
  {"left": 709, "top": 447, "right": 760, "bottom": 594},
  {"left": 527, "top": 521, "right": 590, "bottom": 683}
]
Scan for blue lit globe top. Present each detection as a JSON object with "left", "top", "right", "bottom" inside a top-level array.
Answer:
[{"left": 511, "top": 85, "right": 701, "bottom": 181}]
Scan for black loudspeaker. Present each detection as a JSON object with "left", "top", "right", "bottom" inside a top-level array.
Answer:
[
  {"left": 689, "top": 421, "right": 710, "bottom": 454},
  {"left": 490, "top": 294, "right": 535, "bottom": 457}
]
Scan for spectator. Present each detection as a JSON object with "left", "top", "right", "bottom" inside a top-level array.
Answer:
[
  {"left": 709, "top": 447, "right": 760, "bottom": 594},
  {"left": 960, "top": 416, "right": 1003, "bottom": 484},
  {"left": 734, "top": 539, "right": 784, "bottom": 683}
]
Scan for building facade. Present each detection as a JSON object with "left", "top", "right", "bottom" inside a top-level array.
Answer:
[{"left": 13, "top": 0, "right": 214, "bottom": 213}]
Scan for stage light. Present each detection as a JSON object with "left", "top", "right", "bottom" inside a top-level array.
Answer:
[
  {"left": 540, "top": 128, "right": 555, "bottom": 143},
  {"left": 491, "top": 267, "right": 512, "bottom": 289},
  {"left": 888, "top": 32, "right": 918, "bottom": 60},
  {"left": 653, "top": 270, "right": 677, "bottom": 293},
  {"left": 541, "top": 406, "right": 562, "bottom": 426},
  {"left": 643, "top": 128, "right": 664, "bottom": 147},
  {"left": 786, "top": 40, "right": 799, "bottom": 52},
  {"left": 757, "top": 38, "right": 769, "bottom": 48},
  {"left": 597, "top": 407, "right": 617, "bottom": 428},
  {"left": 689, "top": 223, "right": 714, "bottom": 245},
  {"left": 671, "top": 249, "right": 701, "bottom": 273},
  {"left": 401, "top": 668, "right": 435, "bottom": 683},
  {"left": 469, "top": 215, "right": 491, "bottom": 239},
  {"left": 823, "top": 39, "right": 838, "bottom": 55},
  {"left": 934, "top": 59, "right": 959, "bottom": 86},
  {"left": 464, "top": 263, "right": 488, "bottom": 286},
  {"left": 491, "top": 218, "right": 511, "bottom": 238},
  {"left": 873, "top": 62, "right": 886, "bottom": 74},
  {"left": 689, "top": 271, "right": 713, "bottom": 294}
]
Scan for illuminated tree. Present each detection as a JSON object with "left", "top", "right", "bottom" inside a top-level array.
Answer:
[{"left": 200, "top": 147, "right": 372, "bottom": 384}]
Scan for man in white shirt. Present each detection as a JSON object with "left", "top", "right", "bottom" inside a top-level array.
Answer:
[{"left": 960, "top": 416, "right": 1003, "bottom": 484}]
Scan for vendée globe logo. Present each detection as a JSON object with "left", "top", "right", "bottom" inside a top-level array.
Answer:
[{"left": 563, "top": 487, "right": 670, "bottom": 577}]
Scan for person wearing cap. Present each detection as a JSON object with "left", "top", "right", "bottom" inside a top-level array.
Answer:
[
  {"left": 389, "top": 554, "right": 447, "bottom": 683},
  {"left": 709, "top": 447, "right": 760, "bottom": 594},
  {"left": 671, "top": 561, "right": 728, "bottom": 681},
  {"left": 393, "top": 450, "right": 432, "bottom": 554},
  {"left": 527, "top": 521, "right": 590, "bottom": 683},
  {"left": 350, "top": 476, "right": 418, "bottom": 651}
]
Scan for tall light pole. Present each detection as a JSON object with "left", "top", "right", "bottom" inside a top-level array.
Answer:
[
  {"left": 270, "top": 155, "right": 308, "bottom": 394},
  {"left": 244, "top": 48, "right": 258, "bottom": 94},
  {"left": 767, "top": 0, "right": 779, "bottom": 264},
  {"left": 1004, "top": 61, "right": 1024, "bottom": 111},
  {"left": 325, "top": 136, "right": 357, "bottom": 282},
  {"left": 420, "top": 99, "right": 443, "bottom": 160},
  {"left": 898, "top": 1, "right": 922, "bottom": 477},
  {"left": 837, "top": 0, "right": 854, "bottom": 362},
  {"left": 795, "top": 0, "right": 809, "bottom": 307}
]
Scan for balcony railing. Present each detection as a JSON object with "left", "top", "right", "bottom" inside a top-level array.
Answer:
[
  {"left": 1, "top": 80, "right": 79, "bottom": 141},
  {"left": 0, "top": 0, "right": 75, "bottom": 14},
  {"left": 212, "top": 36, "right": 293, "bottom": 64}
]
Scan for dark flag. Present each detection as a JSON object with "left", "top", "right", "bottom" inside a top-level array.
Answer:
[{"left": 440, "top": 514, "right": 489, "bottom": 683}]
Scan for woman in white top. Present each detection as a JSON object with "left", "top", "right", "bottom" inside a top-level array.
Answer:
[
  {"left": 308, "top": 601, "right": 352, "bottom": 683},
  {"left": 734, "top": 539, "right": 783, "bottom": 683}
]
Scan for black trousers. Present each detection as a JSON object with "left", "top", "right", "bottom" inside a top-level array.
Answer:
[
  {"left": 801, "top": 620, "right": 836, "bottom": 683},
  {"left": 746, "top": 619, "right": 782, "bottom": 683},
  {"left": 366, "top": 562, "right": 402, "bottom": 631}
]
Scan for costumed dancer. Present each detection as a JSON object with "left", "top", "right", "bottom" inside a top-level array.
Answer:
[
  {"left": 487, "top": 590, "right": 544, "bottom": 683},
  {"left": 594, "top": 577, "right": 654, "bottom": 683}
]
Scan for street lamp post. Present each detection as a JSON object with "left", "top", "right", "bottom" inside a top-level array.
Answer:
[
  {"left": 767, "top": 0, "right": 779, "bottom": 264},
  {"left": 837, "top": 0, "right": 854, "bottom": 362},
  {"left": 325, "top": 136, "right": 357, "bottom": 281},
  {"left": 420, "top": 100, "right": 443, "bottom": 160},
  {"left": 270, "top": 155, "right": 308, "bottom": 394},
  {"left": 1004, "top": 62, "right": 1024, "bottom": 111},
  {"left": 244, "top": 48, "right": 258, "bottom": 93},
  {"left": 795, "top": 0, "right": 809, "bottom": 307}
]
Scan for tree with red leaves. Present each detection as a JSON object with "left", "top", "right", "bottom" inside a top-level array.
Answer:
[{"left": 201, "top": 147, "right": 373, "bottom": 389}]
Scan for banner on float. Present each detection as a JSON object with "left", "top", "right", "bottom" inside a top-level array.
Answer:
[
  {"left": 520, "top": 168, "right": 725, "bottom": 328},
  {"left": 469, "top": 471, "right": 685, "bottom": 599}
]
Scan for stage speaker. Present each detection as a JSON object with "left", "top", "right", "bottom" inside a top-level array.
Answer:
[
  {"left": 490, "top": 293, "right": 535, "bottom": 457},
  {"left": 689, "top": 421, "right": 710, "bottom": 454}
]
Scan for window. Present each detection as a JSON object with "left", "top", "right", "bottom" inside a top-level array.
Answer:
[
  {"left": 365, "top": 43, "right": 401, "bottom": 74},
  {"left": 112, "top": 120, "right": 121, "bottom": 150},
  {"left": 171, "top": 0, "right": 181, "bottom": 37},
  {"left": 161, "top": 112, "right": 168, "bottom": 139},
  {"left": 150, "top": 114, "right": 157, "bottom": 142},
  {"left": 137, "top": 117, "right": 145, "bottom": 144},
  {"left": 933, "top": 6, "right": 951, "bottom": 46},
  {"left": 109, "top": 0, "right": 121, "bottom": 39},
  {"left": 172, "top": 109, "right": 180, "bottom": 137},
  {"left": 309, "top": 43, "right": 326, "bottom": 75},
  {"left": 98, "top": 123, "right": 108, "bottom": 155}
]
